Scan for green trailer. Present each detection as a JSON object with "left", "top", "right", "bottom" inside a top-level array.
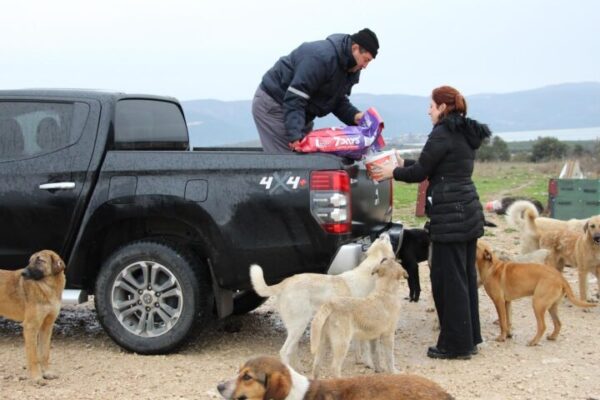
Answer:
[{"left": 548, "top": 179, "right": 600, "bottom": 219}]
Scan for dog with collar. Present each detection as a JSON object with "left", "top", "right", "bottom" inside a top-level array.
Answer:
[{"left": 217, "top": 355, "right": 454, "bottom": 400}]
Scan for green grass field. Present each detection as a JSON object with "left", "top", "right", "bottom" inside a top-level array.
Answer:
[{"left": 391, "top": 161, "right": 562, "bottom": 227}]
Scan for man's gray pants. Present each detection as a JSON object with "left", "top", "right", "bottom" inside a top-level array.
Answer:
[{"left": 252, "top": 86, "right": 294, "bottom": 153}]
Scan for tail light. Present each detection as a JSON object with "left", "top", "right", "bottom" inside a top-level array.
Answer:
[{"left": 310, "top": 171, "right": 351, "bottom": 234}]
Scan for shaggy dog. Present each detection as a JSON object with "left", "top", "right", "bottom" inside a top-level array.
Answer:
[
  {"left": 531, "top": 215, "right": 600, "bottom": 301},
  {"left": 506, "top": 200, "right": 588, "bottom": 254}
]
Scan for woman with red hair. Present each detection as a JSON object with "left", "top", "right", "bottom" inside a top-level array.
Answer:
[{"left": 372, "top": 85, "right": 491, "bottom": 359}]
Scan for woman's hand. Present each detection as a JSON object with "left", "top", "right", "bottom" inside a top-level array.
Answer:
[
  {"left": 369, "top": 162, "right": 396, "bottom": 181},
  {"left": 394, "top": 150, "right": 405, "bottom": 167}
]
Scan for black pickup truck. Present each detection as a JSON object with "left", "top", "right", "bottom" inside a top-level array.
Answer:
[{"left": 0, "top": 89, "right": 399, "bottom": 354}]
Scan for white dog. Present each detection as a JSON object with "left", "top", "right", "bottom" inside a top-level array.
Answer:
[
  {"left": 310, "top": 258, "right": 407, "bottom": 378},
  {"left": 250, "top": 234, "right": 395, "bottom": 367}
]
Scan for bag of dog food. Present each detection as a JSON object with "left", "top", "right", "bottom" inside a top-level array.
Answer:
[{"left": 292, "top": 107, "right": 385, "bottom": 160}]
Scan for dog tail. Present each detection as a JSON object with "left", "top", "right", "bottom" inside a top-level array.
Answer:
[
  {"left": 249, "top": 264, "right": 281, "bottom": 298},
  {"left": 562, "top": 278, "right": 597, "bottom": 308},
  {"left": 310, "top": 303, "right": 333, "bottom": 355},
  {"left": 506, "top": 200, "right": 539, "bottom": 230},
  {"left": 522, "top": 204, "right": 541, "bottom": 241}
]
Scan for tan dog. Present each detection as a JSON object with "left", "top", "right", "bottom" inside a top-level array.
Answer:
[
  {"left": 476, "top": 241, "right": 595, "bottom": 346},
  {"left": 217, "top": 355, "right": 454, "bottom": 400},
  {"left": 250, "top": 234, "right": 395, "bottom": 367},
  {"left": 310, "top": 258, "right": 407, "bottom": 378},
  {"left": 506, "top": 200, "right": 588, "bottom": 254},
  {"left": 527, "top": 213, "right": 600, "bottom": 301},
  {"left": 0, "top": 250, "right": 66, "bottom": 383},
  {"left": 497, "top": 248, "right": 550, "bottom": 265}
]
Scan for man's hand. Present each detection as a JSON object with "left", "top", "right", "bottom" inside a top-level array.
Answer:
[
  {"left": 354, "top": 112, "right": 364, "bottom": 125},
  {"left": 289, "top": 140, "right": 301, "bottom": 151}
]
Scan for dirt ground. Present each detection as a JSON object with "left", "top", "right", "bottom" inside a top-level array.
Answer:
[{"left": 1, "top": 214, "right": 599, "bottom": 400}]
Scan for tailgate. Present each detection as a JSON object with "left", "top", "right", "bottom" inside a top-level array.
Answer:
[{"left": 344, "top": 163, "right": 393, "bottom": 236}]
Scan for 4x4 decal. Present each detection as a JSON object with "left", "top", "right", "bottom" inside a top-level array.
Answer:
[{"left": 260, "top": 172, "right": 307, "bottom": 193}]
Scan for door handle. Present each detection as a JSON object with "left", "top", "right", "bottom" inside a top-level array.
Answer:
[{"left": 39, "top": 182, "right": 76, "bottom": 190}]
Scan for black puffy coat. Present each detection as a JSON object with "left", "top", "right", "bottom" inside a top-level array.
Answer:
[
  {"left": 260, "top": 34, "right": 361, "bottom": 142},
  {"left": 394, "top": 113, "right": 492, "bottom": 242}
]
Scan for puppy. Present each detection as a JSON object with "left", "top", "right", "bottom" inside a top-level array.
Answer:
[
  {"left": 250, "top": 234, "right": 395, "bottom": 367},
  {"left": 396, "top": 228, "right": 430, "bottom": 302},
  {"left": 310, "top": 258, "right": 407, "bottom": 378},
  {"left": 476, "top": 241, "right": 595, "bottom": 346},
  {"left": 217, "top": 355, "right": 454, "bottom": 400},
  {"left": 506, "top": 200, "right": 588, "bottom": 254},
  {"left": 0, "top": 250, "right": 66, "bottom": 383},
  {"left": 534, "top": 216, "right": 600, "bottom": 301}
]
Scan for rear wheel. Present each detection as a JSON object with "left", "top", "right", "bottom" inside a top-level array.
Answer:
[{"left": 95, "top": 240, "right": 211, "bottom": 354}]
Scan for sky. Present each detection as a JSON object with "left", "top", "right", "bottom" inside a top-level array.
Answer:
[{"left": 1, "top": 0, "right": 599, "bottom": 101}]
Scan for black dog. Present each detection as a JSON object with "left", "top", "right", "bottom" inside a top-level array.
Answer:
[
  {"left": 396, "top": 218, "right": 495, "bottom": 302},
  {"left": 396, "top": 228, "right": 430, "bottom": 302}
]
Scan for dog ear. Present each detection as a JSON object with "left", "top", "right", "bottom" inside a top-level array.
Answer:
[
  {"left": 583, "top": 221, "right": 589, "bottom": 233},
  {"left": 50, "top": 252, "right": 66, "bottom": 274},
  {"left": 483, "top": 249, "right": 493, "bottom": 261},
  {"left": 371, "top": 258, "right": 388, "bottom": 276},
  {"left": 263, "top": 371, "right": 291, "bottom": 400}
]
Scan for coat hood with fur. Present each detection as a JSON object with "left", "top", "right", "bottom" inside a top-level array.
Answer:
[{"left": 439, "top": 113, "right": 492, "bottom": 150}]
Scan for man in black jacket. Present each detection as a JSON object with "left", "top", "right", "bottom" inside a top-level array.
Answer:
[{"left": 252, "top": 28, "right": 379, "bottom": 153}]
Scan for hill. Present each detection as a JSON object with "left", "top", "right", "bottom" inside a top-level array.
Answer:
[{"left": 181, "top": 82, "right": 600, "bottom": 147}]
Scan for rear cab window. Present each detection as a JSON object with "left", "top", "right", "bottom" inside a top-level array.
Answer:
[{"left": 114, "top": 99, "right": 189, "bottom": 150}]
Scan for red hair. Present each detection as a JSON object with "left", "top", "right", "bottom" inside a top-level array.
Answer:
[{"left": 432, "top": 86, "right": 467, "bottom": 118}]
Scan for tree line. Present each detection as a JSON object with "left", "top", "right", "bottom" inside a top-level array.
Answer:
[{"left": 477, "top": 136, "right": 600, "bottom": 162}]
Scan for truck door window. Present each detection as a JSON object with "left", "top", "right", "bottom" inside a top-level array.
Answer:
[{"left": 0, "top": 101, "right": 88, "bottom": 161}]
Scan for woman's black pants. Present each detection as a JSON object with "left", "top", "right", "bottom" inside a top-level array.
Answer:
[{"left": 430, "top": 239, "right": 482, "bottom": 353}]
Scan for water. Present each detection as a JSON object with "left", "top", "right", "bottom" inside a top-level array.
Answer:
[{"left": 495, "top": 126, "right": 600, "bottom": 142}]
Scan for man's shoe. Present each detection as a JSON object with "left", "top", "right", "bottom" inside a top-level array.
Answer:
[
  {"left": 471, "top": 345, "right": 479, "bottom": 355},
  {"left": 427, "top": 346, "right": 471, "bottom": 360}
]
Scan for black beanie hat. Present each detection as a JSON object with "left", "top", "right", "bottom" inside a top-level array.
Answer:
[{"left": 351, "top": 28, "right": 379, "bottom": 58}]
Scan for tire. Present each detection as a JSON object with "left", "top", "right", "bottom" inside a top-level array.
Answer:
[
  {"left": 94, "top": 240, "right": 211, "bottom": 354},
  {"left": 232, "top": 289, "right": 267, "bottom": 315}
]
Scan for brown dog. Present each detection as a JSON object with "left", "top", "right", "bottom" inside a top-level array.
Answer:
[
  {"left": 529, "top": 214, "right": 600, "bottom": 301},
  {"left": 476, "top": 241, "right": 595, "bottom": 346},
  {"left": 0, "top": 250, "right": 66, "bottom": 383},
  {"left": 217, "top": 355, "right": 454, "bottom": 400}
]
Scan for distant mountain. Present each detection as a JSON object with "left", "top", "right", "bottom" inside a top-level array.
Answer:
[{"left": 181, "top": 82, "right": 600, "bottom": 147}]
